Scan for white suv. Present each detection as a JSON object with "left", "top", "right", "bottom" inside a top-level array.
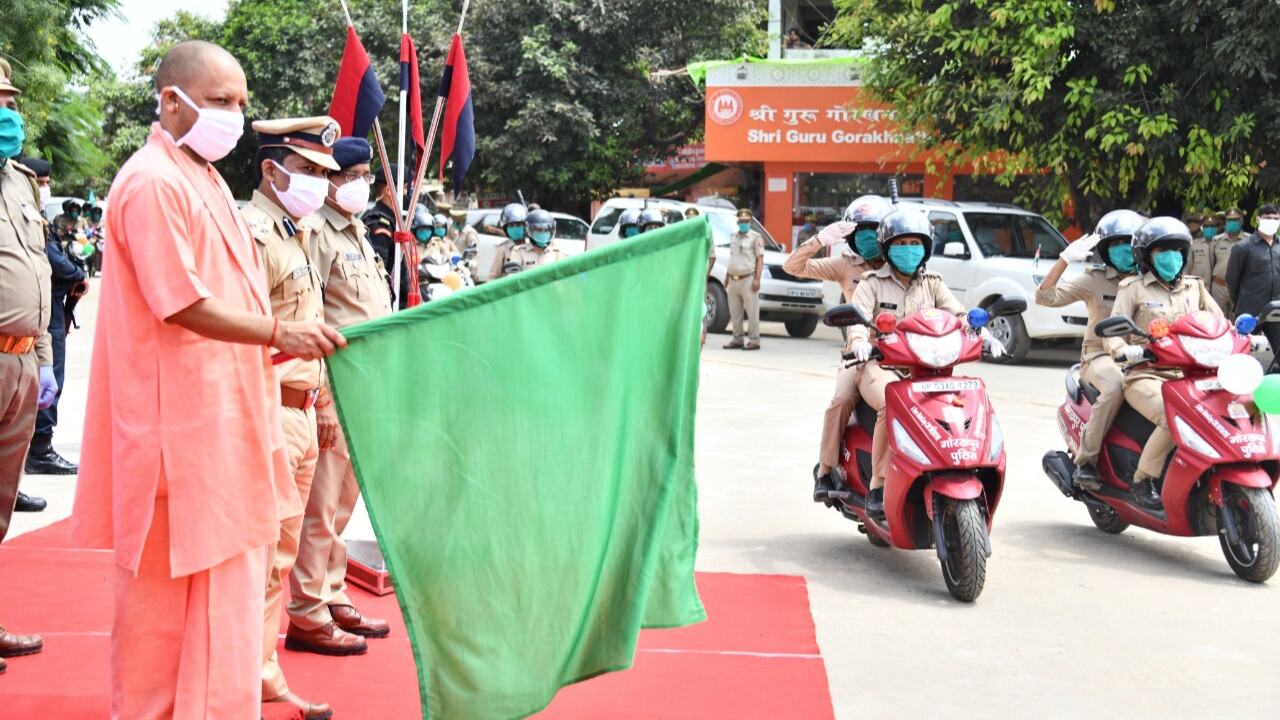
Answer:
[
  {"left": 589, "top": 198, "right": 831, "bottom": 338},
  {"left": 888, "top": 199, "right": 1086, "bottom": 363}
]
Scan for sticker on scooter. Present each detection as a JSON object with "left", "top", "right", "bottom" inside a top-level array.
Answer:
[
  {"left": 1227, "top": 402, "right": 1250, "bottom": 420},
  {"left": 1195, "top": 379, "right": 1223, "bottom": 392},
  {"left": 913, "top": 379, "right": 981, "bottom": 393}
]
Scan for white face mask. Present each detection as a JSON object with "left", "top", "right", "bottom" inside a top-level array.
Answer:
[
  {"left": 332, "top": 178, "right": 370, "bottom": 215},
  {"left": 270, "top": 161, "right": 328, "bottom": 218},
  {"left": 1259, "top": 218, "right": 1280, "bottom": 238},
  {"left": 38, "top": 186, "right": 51, "bottom": 206},
  {"left": 161, "top": 86, "right": 244, "bottom": 162}
]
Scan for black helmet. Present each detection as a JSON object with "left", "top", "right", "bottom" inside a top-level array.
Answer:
[
  {"left": 618, "top": 209, "right": 642, "bottom": 236},
  {"left": 1094, "top": 209, "right": 1146, "bottom": 270},
  {"left": 639, "top": 207, "right": 666, "bottom": 232},
  {"left": 499, "top": 203, "right": 528, "bottom": 228},
  {"left": 876, "top": 208, "right": 934, "bottom": 268},
  {"left": 1132, "top": 216, "right": 1192, "bottom": 275},
  {"left": 62, "top": 198, "right": 82, "bottom": 214},
  {"left": 843, "top": 195, "right": 892, "bottom": 229},
  {"left": 527, "top": 209, "right": 556, "bottom": 247}
]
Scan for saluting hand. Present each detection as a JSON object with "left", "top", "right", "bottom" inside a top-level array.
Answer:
[{"left": 275, "top": 321, "right": 348, "bottom": 361}]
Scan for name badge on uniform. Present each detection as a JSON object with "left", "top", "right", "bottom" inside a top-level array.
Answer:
[
  {"left": 880, "top": 302, "right": 899, "bottom": 310},
  {"left": 290, "top": 265, "right": 311, "bottom": 280},
  {"left": 344, "top": 252, "right": 364, "bottom": 263},
  {"left": 1143, "top": 301, "right": 1164, "bottom": 308}
]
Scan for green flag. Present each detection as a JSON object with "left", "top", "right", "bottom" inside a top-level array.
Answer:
[{"left": 327, "top": 219, "right": 710, "bottom": 719}]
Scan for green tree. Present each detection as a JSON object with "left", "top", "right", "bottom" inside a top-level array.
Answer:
[{"left": 829, "top": 0, "right": 1280, "bottom": 228}]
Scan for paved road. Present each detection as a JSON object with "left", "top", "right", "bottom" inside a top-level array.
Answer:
[{"left": 14, "top": 293, "right": 1280, "bottom": 719}]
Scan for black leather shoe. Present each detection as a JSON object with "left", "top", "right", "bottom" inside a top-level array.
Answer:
[
  {"left": 866, "top": 487, "right": 885, "bottom": 521},
  {"left": 14, "top": 492, "right": 46, "bottom": 513},
  {"left": 813, "top": 473, "right": 835, "bottom": 502},
  {"left": 24, "top": 450, "right": 78, "bottom": 476},
  {"left": 1131, "top": 478, "right": 1162, "bottom": 510},
  {"left": 1073, "top": 463, "right": 1102, "bottom": 491}
]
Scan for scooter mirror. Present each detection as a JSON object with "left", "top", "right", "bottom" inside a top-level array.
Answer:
[
  {"left": 1263, "top": 301, "right": 1280, "bottom": 324},
  {"left": 988, "top": 295, "right": 1028, "bottom": 317},
  {"left": 823, "top": 303, "right": 869, "bottom": 328},
  {"left": 1095, "top": 316, "right": 1140, "bottom": 338}
]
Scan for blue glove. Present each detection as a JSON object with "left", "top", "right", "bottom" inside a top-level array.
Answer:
[{"left": 37, "top": 365, "right": 58, "bottom": 410}]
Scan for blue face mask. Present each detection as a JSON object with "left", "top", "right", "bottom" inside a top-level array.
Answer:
[
  {"left": 1153, "top": 250, "right": 1184, "bottom": 282},
  {"left": 434, "top": 226, "right": 447, "bottom": 238},
  {"left": 1226, "top": 220, "right": 1243, "bottom": 235},
  {"left": 0, "top": 108, "right": 25, "bottom": 159},
  {"left": 853, "top": 228, "right": 880, "bottom": 260},
  {"left": 1108, "top": 243, "right": 1136, "bottom": 273},
  {"left": 414, "top": 228, "right": 433, "bottom": 242},
  {"left": 1202, "top": 226, "right": 1219, "bottom": 240},
  {"left": 887, "top": 244, "right": 925, "bottom": 275},
  {"left": 623, "top": 226, "right": 639, "bottom": 238},
  {"left": 531, "top": 230, "right": 552, "bottom": 247},
  {"left": 738, "top": 222, "right": 751, "bottom": 234},
  {"left": 506, "top": 225, "right": 526, "bottom": 241}
]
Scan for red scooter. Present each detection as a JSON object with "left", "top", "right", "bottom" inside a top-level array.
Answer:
[
  {"left": 821, "top": 297, "right": 1025, "bottom": 601},
  {"left": 1043, "top": 308, "right": 1280, "bottom": 582}
]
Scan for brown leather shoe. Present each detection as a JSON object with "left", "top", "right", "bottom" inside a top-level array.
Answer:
[
  {"left": 0, "top": 657, "right": 6, "bottom": 674},
  {"left": 0, "top": 626, "right": 43, "bottom": 657},
  {"left": 284, "top": 621, "right": 368, "bottom": 656},
  {"left": 264, "top": 690, "right": 333, "bottom": 720},
  {"left": 329, "top": 604, "right": 390, "bottom": 639}
]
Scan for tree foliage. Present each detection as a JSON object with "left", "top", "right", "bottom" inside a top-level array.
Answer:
[{"left": 830, "top": 0, "right": 1280, "bottom": 228}]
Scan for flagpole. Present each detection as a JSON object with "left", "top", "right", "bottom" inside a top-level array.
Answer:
[
  {"left": 404, "top": 0, "right": 471, "bottom": 221},
  {"left": 337, "top": 0, "right": 401, "bottom": 233},
  {"left": 391, "top": 0, "right": 411, "bottom": 306}
]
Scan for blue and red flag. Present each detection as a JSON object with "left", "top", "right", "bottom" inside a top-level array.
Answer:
[
  {"left": 328, "top": 26, "right": 386, "bottom": 138},
  {"left": 401, "top": 33, "right": 426, "bottom": 175},
  {"left": 438, "top": 33, "right": 475, "bottom": 188}
]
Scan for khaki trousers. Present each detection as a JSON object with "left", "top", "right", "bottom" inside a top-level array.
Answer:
[
  {"left": 113, "top": 498, "right": 268, "bottom": 720},
  {"left": 1076, "top": 355, "right": 1125, "bottom": 466},
  {"left": 0, "top": 352, "right": 37, "bottom": 541},
  {"left": 289, "top": 422, "right": 362, "bottom": 630},
  {"left": 262, "top": 406, "right": 318, "bottom": 700},
  {"left": 857, "top": 361, "right": 898, "bottom": 489},
  {"left": 1210, "top": 278, "right": 1232, "bottom": 317},
  {"left": 820, "top": 363, "right": 861, "bottom": 469},
  {"left": 1123, "top": 373, "right": 1175, "bottom": 479},
  {"left": 726, "top": 275, "right": 760, "bottom": 341}
]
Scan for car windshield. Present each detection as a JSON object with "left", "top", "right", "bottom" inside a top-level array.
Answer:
[
  {"left": 963, "top": 212, "right": 1067, "bottom": 259},
  {"left": 591, "top": 207, "right": 623, "bottom": 235},
  {"left": 708, "top": 213, "right": 783, "bottom": 251},
  {"left": 555, "top": 217, "right": 587, "bottom": 241}
]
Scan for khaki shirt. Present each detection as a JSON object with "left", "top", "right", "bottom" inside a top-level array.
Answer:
[
  {"left": 1187, "top": 238, "right": 1214, "bottom": 282},
  {"left": 421, "top": 235, "right": 456, "bottom": 262},
  {"left": 0, "top": 160, "right": 52, "bottom": 364},
  {"left": 782, "top": 237, "right": 868, "bottom": 299},
  {"left": 503, "top": 242, "right": 565, "bottom": 275},
  {"left": 728, "top": 230, "right": 765, "bottom": 276},
  {"left": 848, "top": 266, "right": 965, "bottom": 344},
  {"left": 310, "top": 203, "right": 392, "bottom": 330},
  {"left": 242, "top": 190, "right": 324, "bottom": 390},
  {"left": 1103, "top": 272, "right": 1220, "bottom": 356},
  {"left": 488, "top": 238, "right": 515, "bottom": 280},
  {"left": 1035, "top": 265, "right": 1124, "bottom": 358},
  {"left": 1211, "top": 234, "right": 1246, "bottom": 285},
  {"left": 448, "top": 224, "right": 479, "bottom": 254}
]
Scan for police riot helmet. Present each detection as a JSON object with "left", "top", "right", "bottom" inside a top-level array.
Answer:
[
  {"left": 433, "top": 212, "right": 449, "bottom": 228},
  {"left": 843, "top": 195, "right": 892, "bottom": 230},
  {"left": 527, "top": 209, "right": 556, "bottom": 248},
  {"left": 62, "top": 198, "right": 82, "bottom": 215},
  {"left": 1094, "top": 209, "right": 1146, "bottom": 270},
  {"left": 499, "top": 203, "right": 528, "bottom": 228},
  {"left": 411, "top": 204, "right": 435, "bottom": 242},
  {"left": 618, "top": 209, "right": 642, "bottom": 238},
  {"left": 876, "top": 208, "right": 935, "bottom": 266},
  {"left": 1132, "top": 216, "right": 1192, "bottom": 275},
  {"left": 639, "top": 207, "right": 666, "bottom": 233}
]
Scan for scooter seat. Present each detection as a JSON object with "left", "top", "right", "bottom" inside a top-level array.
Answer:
[
  {"left": 1114, "top": 402, "right": 1155, "bottom": 446},
  {"left": 1081, "top": 381, "right": 1101, "bottom": 405},
  {"left": 1064, "top": 363, "right": 1101, "bottom": 405},
  {"left": 855, "top": 399, "right": 879, "bottom": 436}
]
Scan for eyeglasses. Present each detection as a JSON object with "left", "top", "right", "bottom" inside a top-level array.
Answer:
[{"left": 334, "top": 171, "right": 376, "bottom": 183}]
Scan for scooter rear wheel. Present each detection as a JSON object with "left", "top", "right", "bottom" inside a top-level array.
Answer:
[
  {"left": 1218, "top": 486, "right": 1280, "bottom": 584},
  {"left": 939, "top": 499, "right": 988, "bottom": 602},
  {"left": 1086, "top": 503, "right": 1129, "bottom": 535}
]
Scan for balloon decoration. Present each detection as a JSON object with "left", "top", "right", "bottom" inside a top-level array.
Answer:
[
  {"left": 1253, "top": 374, "right": 1280, "bottom": 414},
  {"left": 1219, "top": 354, "right": 1264, "bottom": 396}
]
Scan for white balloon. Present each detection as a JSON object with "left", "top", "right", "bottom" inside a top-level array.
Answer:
[{"left": 1219, "top": 354, "right": 1264, "bottom": 395}]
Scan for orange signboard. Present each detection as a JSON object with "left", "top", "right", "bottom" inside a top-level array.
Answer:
[{"left": 704, "top": 85, "right": 923, "bottom": 163}]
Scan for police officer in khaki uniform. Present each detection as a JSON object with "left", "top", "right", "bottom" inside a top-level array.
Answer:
[
  {"left": 1211, "top": 208, "right": 1248, "bottom": 313},
  {"left": 448, "top": 209, "right": 478, "bottom": 253},
  {"left": 501, "top": 208, "right": 564, "bottom": 275},
  {"left": 724, "top": 208, "right": 765, "bottom": 350},
  {"left": 0, "top": 57, "right": 51, "bottom": 673},
  {"left": 1035, "top": 210, "right": 1144, "bottom": 489},
  {"left": 783, "top": 195, "right": 889, "bottom": 500},
  {"left": 1105, "top": 217, "right": 1222, "bottom": 510},
  {"left": 1185, "top": 211, "right": 1214, "bottom": 282},
  {"left": 287, "top": 137, "right": 392, "bottom": 658},
  {"left": 846, "top": 209, "right": 1003, "bottom": 518},
  {"left": 240, "top": 116, "right": 353, "bottom": 719},
  {"left": 488, "top": 202, "right": 528, "bottom": 279}
]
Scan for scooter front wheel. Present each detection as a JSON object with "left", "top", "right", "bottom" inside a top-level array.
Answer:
[
  {"left": 1218, "top": 486, "right": 1280, "bottom": 583},
  {"left": 939, "top": 498, "right": 988, "bottom": 602},
  {"left": 1087, "top": 503, "right": 1129, "bottom": 535}
]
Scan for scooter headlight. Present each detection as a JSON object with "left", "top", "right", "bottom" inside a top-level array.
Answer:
[
  {"left": 1178, "top": 333, "right": 1234, "bottom": 368},
  {"left": 988, "top": 415, "right": 1004, "bottom": 461},
  {"left": 905, "top": 330, "right": 962, "bottom": 368},
  {"left": 1173, "top": 414, "right": 1221, "bottom": 459},
  {"left": 892, "top": 419, "right": 932, "bottom": 465}
]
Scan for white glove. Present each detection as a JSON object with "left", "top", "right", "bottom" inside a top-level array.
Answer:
[
  {"left": 1059, "top": 233, "right": 1102, "bottom": 264},
  {"left": 817, "top": 221, "right": 857, "bottom": 247},
  {"left": 980, "top": 328, "right": 1006, "bottom": 358},
  {"left": 1251, "top": 335, "right": 1271, "bottom": 353},
  {"left": 1116, "top": 344, "right": 1146, "bottom": 363},
  {"left": 848, "top": 341, "right": 874, "bottom": 363}
]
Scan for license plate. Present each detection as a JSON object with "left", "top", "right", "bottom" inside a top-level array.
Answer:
[
  {"left": 788, "top": 288, "right": 819, "bottom": 298},
  {"left": 912, "top": 380, "right": 981, "bottom": 393},
  {"left": 1195, "top": 379, "right": 1223, "bottom": 392}
]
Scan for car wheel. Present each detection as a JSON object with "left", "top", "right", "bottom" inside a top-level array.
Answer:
[
  {"left": 785, "top": 315, "right": 819, "bottom": 338},
  {"left": 985, "top": 312, "right": 1030, "bottom": 364},
  {"left": 706, "top": 281, "right": 730, "bottom": 334}
]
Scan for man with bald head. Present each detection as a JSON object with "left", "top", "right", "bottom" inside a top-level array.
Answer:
[{"left": 72, "top": 40, "right": 346, "bottom": 718}]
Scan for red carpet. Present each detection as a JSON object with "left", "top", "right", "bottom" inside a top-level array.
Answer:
[{"left": 1, "top": 521, "right": 832, "bottom": 719}]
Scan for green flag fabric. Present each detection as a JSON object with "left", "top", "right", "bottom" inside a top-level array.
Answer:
[{"left": 327, "top": 219, "right": 711, "bottom": 719}]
